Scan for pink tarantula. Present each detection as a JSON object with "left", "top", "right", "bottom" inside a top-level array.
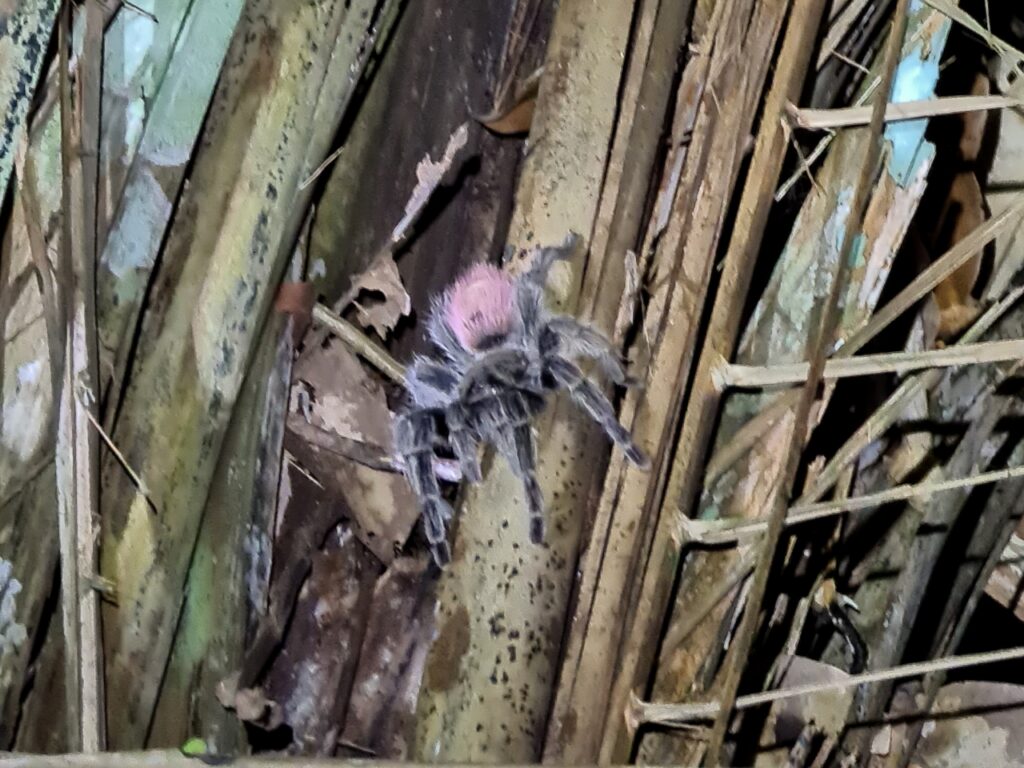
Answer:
[{"left": 393, "top": 233, "right": 649, "bottom": 566}]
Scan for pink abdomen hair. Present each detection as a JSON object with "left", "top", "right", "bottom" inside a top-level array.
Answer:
[{"left": 443, "top": 263, "right": 518, "bottom": 351}]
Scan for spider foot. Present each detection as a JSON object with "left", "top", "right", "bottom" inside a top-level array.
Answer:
[
  {"left": 625, "top": 442, "right": 651, "bottom": 470},
  {"left": 529, "top": 516, "right": 545, "bottom": 544},
  {"left": 431, "top": 540, "right": 451, "bottom": 567}
]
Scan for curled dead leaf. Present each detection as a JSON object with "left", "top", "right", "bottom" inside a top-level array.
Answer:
[
  {"left": 473, "top": 66, "right": 543, "bottom": 136},
  {"left": 341, "top": 255, "right": 411, "bottom": 340}
]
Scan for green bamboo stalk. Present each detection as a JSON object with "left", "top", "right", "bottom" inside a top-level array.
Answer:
[
  {"left": 0, "top": 0, "right": 60, "bottom": 204},
  {"left": 99, "top": 0, "right": 393, "bottom": 747}
]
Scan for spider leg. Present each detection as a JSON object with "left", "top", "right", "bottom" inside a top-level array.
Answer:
[
  {"left": 516, "top": 232, "right": 581, "bottom": 337},
  {"left": 546, "top": 315, "right": 635, "bottom": 385},
  {"left": 546, "top": 357, "right": 649, "bottom": 468},
  {"left": 393, "top": 409, "right": 453, "bottom": 566},
  {"left": 507, "top": 421, "right": 546, "bottom": 544},
  {"left": 446, "top": 406, "right": 483, "bottom": 483},
  {"left": 469, "top": 391, "right": 547, "bottom": 543}
]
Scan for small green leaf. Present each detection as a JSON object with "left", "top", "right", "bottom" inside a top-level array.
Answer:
[{"left": 181, "top": 737, "right": 208, "bottom": 757}]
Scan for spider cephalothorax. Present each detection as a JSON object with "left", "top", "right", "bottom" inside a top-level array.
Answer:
[{"left": 393, "top": 233, "right": 649, "bottom": 566}]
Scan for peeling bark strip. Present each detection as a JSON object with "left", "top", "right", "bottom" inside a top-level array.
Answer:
[
  {"left": 99, "top": 0, "right": 390, "bottom": 747},
  {"left": 413, "top": 0, "right": 636, "bottom": 762},
  {"left": 0, "top": 0, "right": 59, "bottom": 204}
]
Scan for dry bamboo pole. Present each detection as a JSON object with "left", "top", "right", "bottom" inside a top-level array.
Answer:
[
  {"left": 54, "top": 0, "right": 105, "bottom": 751},
  {"left": 715, "top": 338, "right": 1024, "bottom": 388},
  {"left": 630, "top": 646, "right": 1024, "bottom": 725},
  {"left": 542, "top": 0, "right": 691, "bottom": 759},
  {"left": 412, "top": 0, "right": 637, "bottom": 761},
  {"left": 703, "top": 3, "right": 910, "bottom": 760},
  {"left": 599, "top": 0, "right": 826, "bottom": 760},
  {"left": 684, "top": 463, "right": 1024, "bottom": 546},
  {"left": 788, "top": 93, "right": 1021, "bottom": 129}
]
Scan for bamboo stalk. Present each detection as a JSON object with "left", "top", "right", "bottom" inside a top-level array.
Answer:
[
  {"left": 788, "top": 94, "right": 1021, "bottom": 130},
  {"left": 704, "top": 3, "right": 910, "bottom": 761},
  {"left": 606, "top": 1, "right": 825, "bottom": 761},
  {"left": 632, "top": 646, "right": 1024, "bottom": 726},
  {"left": 715, "top": 338, "right": 1024, "bottom": 389},
  {"left": 55, "top": 0, "right": 106, "bottom": 751},
  {"left": 543, "top": 0, "right": 693, "bottom": 759}
]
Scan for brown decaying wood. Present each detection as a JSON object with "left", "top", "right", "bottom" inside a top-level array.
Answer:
[
  {"left": 55, "top": 0, "right": 106, "bottom": 752},
  {"left": 597, "top": 0, "right": 824, "bottom": 761}
]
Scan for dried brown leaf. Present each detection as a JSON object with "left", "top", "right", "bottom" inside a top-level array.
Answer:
[
  {"left": 289, "top": 340, "right": 420, "bottom": 562},
  {"left": 345, "top": 256, "right": 411, "bottom": 340}
]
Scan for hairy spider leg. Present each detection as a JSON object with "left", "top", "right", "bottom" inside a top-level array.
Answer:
[
  {"left": 480, "top": 390, "right": 547, "bottom": 544},
  {"left": 393, "top": 409, "right": 453, "bottom": 566},
  {"left": 516, "top": 232, "right": 581, "bottom": 338},
  {"left": 545, "top": 357, "right": 649, "bottom": 468},
  {"left": 446, "top": 405, "right": 483, "bottom": 483},
  {"left": 545, "top": 316, "right": 635, "bottom": 385}
]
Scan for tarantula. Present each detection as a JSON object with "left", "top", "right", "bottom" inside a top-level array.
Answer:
[{"left": 393, "top": 233, "right": 649, "bottom": 566}]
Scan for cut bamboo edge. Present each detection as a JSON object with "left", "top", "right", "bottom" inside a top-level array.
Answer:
[
  {"left": 710, "top": 338, "right": 1024, "bottom": 390},
  {"left": 628, "top": 646, "right": 1024, "bottom": 728}
]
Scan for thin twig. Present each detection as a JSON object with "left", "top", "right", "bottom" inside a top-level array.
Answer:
[
  {"left": 298, "top": 145, "right": 344, "bottom": 190},
  {"left": 633, "top": 646, "right": 1024, "bottom": 726},
  {"left": 683, "top": 463, "right": 1024, "bottom": 546},
  {"left": 311, "top": 303, "right": 406, "bottom": 385},
  {"left": 788, "top": 94, "right": 1021, "bottom": 130},
  {"left": 707, "top": 195, "right": 1024, "bottom": 481},
  {"left": 798, "top": 285, "right": 1024, "bottom": 505},
  {"left": 79, "top": 398, "right": 156, "bottom": 513},
  {"left": 715, "top": 338, "right": 1024, "bottom": 389}
]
